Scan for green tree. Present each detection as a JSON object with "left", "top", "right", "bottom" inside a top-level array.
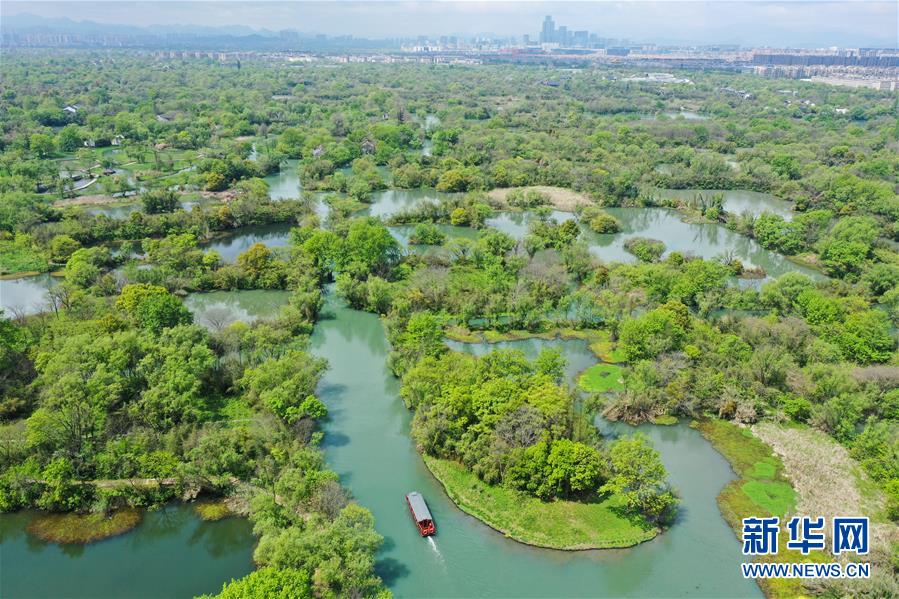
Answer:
[
  {"left": 240, "top": 350, "right": 328, "bottom": 424},
  {"left": 29, "top": 133, "right": 55, "bottom": 158},
  {"left": 135, "top": 325, "right": 215, "bottom": 429},
  {"left": 601, "top": 434, "right": 677, "bottom": 523},
  {"left": 116, "top": 284, "right": 192, "bottom": 333},
  {"left": 56, "top": 125, "right": 84, "bottom": 153},
  {"left": 834, "top": 310, "right": 895, "bottom": 364},
  {"left": 49, "top": 235, "right": 82, "bottom": 263},
  {"left": 619, "top": 306, "right": 688, "bottom": 361},
  {"left": 337, "top": 218, "right": 401, "bottom": 278},
  {"left": 205, "top": 567, "right": 312, "bottom": 599},
  {"left": 141, "top": 189, "right": 179, "bottom": 214}
]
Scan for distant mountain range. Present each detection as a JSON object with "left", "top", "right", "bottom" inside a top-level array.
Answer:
[
  {"left": 2, "top": 14, "right": 277, "bottom": 37},
  {"left": 1, "top": 13, "right": 392, "bottom": 51},
  {"left": 4, "top": 12, "right": 894, "bottom": 51}
]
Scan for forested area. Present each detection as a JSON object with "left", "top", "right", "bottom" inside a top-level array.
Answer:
[{"left": 0, "top": 50, "right": 897, "bottom": 597}]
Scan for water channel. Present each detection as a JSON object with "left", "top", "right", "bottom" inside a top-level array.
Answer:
[
  {"left": 0, "top": 505, "right": 254, "bottom": 598},
  {"left": 1, "top": 179, "right": 813, "bottom": 597},
  {"left": 0, "top": 287, "right": 763, "bottom": 597},
  {"left": 309, "top": 291, "right": 761, "bottom": 597}
]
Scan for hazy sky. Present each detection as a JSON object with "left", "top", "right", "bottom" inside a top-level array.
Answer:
[{"left": 5, "top": 1, "right": 899, "bottom": 46}]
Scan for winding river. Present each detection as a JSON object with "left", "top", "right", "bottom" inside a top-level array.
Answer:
[
  {"left": 311, "top": 291, "right": 761, "bottom": 597},
  {"left": 0, "top": 287, "right": 762, "bottom": 597},
  {"left": 0, "top": 182, "right": 813, "bottom": 596}
]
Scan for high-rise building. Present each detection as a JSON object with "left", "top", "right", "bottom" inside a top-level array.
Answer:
[
  {"left": 558, "top": 25, "right": 568, "bottom": 46},
  {"left": 540, "top": 15, "right": 555, "bottom": 43}
]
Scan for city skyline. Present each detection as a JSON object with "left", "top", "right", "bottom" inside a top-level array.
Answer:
[{"left": 4, "top": 1, "right": 898, "bottom": 48}]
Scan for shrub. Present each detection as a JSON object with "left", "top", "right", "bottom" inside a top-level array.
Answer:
[{"left": 623, "top": 237, "right": 665, "bottom": 262}]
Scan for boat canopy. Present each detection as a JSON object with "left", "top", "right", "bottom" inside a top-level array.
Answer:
[{"left": 406, "top": 492, "right": 433, "bottom": 522}]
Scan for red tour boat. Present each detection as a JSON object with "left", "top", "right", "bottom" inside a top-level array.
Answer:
[{"left": 405, "top": 492, "right": 436, "bottom": 536}]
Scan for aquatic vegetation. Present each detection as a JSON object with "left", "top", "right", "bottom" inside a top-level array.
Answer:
[
  {"left": 623, "top": 237, "right": 666, "bottom": 262},
  {"left": 193, "top": 500, "right": 232, "bottom": 521},
  {"left": 26, "top": 509, "right": 142, "bottom": 544}
]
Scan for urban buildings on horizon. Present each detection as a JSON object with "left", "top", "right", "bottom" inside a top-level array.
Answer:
[{"left": 3, "top": 12, "right": 898, "bottom": 87}]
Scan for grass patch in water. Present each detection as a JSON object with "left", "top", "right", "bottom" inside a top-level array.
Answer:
[
  {"left": 27, "top": 509, "right": 142, "bottom": 544},
  {"left": 741, "top": 480, "right": 796, "bottom": 518},
  {"left": 193, "top": 500, "right": 232, "bottom": 521},
  {"left": 578, "top": 363, "right": 625, "bottom": 393},
  {"left": 424, "top": 456, "right": 657, "bottom": 550},
  {"left": 651, "top": 415, "right": 678, "bottom": 426},
  {"left": 697, "top": 419, "right": 808, "bottom": 598}
]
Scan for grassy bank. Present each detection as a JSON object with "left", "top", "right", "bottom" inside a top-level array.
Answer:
[
  {"left": 424, "top": 456, "right": 657, "bottom": 550},
  {"left": 696, "top": 419, "right": 811, "bottom": 598},
  {"left": 487, "top": 186, "right": 591, "bottom": 212},
  {"left": 26, "top": 509, "right": 142, "bottom": 544}
]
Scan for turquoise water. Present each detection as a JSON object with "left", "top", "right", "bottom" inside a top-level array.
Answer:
[
  {"left": 0, "top": 505, "right": 254, "bottom": 598},
  {"left": 311, "top": 293, "right": 761, "bottom": 597}
]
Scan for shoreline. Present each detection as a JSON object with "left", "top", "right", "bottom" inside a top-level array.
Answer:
[{"left": 423, "top": 455, "right": 659, "bottom": 551}]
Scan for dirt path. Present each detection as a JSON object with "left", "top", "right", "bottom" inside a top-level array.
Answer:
[
  {"left": 488, "top": 186, "right": 592, "bottom": 212},
  {"left": 53, "top": 194, "right": 128, "bottom": 207}
]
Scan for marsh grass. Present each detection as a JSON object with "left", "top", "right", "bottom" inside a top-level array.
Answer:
[
  {"left": 445, "top": 326, "right": 610, "bottom": 351},
  {"left": 26, "top": 509, "right": 142, "bottom": 544},
  {"left": 0, "top": 240, "right": 49, "bottom": 275}
]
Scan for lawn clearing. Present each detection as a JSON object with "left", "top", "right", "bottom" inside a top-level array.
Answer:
[{"left": 578, "top": 363, "right": 625, "bottom": 393}]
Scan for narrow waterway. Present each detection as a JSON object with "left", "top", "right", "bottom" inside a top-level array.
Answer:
[{"left": 310, "top": 291, "right": 761, "bottom": 597}]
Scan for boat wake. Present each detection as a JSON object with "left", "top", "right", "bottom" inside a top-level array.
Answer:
[{"left": 427, "top": 535, "right": 444, "bottom": 562}]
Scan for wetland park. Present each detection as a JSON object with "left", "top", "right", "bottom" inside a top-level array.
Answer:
[{"left": 0, "top": 46, "right": 897, "bottom": 599}]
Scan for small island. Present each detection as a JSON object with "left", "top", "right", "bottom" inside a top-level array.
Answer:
[
  {"left": 390, "top": 321, "right": 678, "bottom": 550},
  {"left": 425, "top": 456, "right": 658, "bottom": 550}
]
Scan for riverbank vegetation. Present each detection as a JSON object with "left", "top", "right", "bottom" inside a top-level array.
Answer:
[
  {"left": 26, "top": 508, "right": 142, "bottom": 544},
  {"left": 0, "top": 229, "right": 386, "bottom": 596},
  {"left": 1, "top": 49, "right": 897, "bottom": 597},
  {"left": 425, "top": 456, "right": 657, "bottom": 550},
  {"left": 696, "top": 420, "right": 806, "bottom": 598}
]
